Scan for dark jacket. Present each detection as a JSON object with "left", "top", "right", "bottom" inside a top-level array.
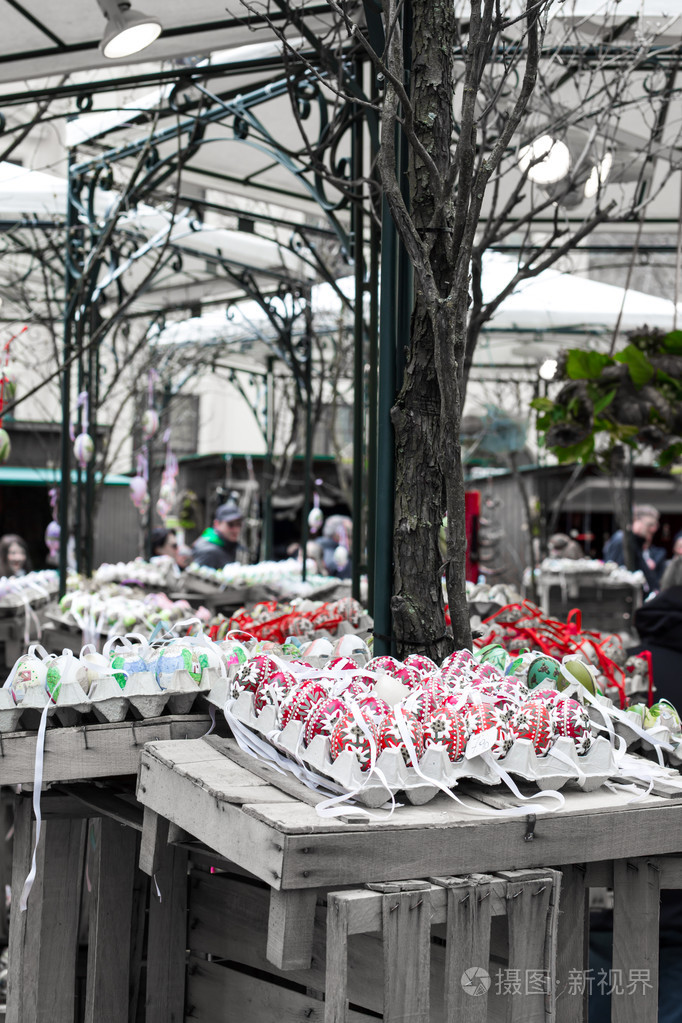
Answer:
[
  {"left": 602, "top": 530, "right": 662, "bottom": 591},
  {"left": 191, "top": 528, "right": 240, "bottom": 569}
]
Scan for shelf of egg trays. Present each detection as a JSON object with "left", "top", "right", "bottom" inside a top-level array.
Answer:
[
  {"left": 595, "top": 697, "right": 682, "bottom": 768},
  {"left": 0, "top": 635, "right": 236, "bottom": 733},
  {"left": 225, "top": 648, "right": 618, "bottom": 809}
]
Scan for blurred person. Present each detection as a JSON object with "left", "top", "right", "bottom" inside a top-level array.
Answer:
[
  {"left": 176, "top": 542, "right": 193, "bottom": 570},
  {"left": 602, "top": 503, "right": 663, "bottom": 591},
  {"left": 547, "top": 532, "right": 584, "bottom": 560},
  {"left": 0, "top": 534, "right": 30, "bottom": 577},
  {"left": 318, "top": 514, "right": 352, "bottom": 579},
  {"left": 192, "top": 501, "right": 244, "bottom": 569},
  {"left": 151, "top": 526, "right": 179, "bottom": 561}
]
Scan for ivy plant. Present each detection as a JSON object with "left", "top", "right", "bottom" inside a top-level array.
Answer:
[{"left": 531, "top": 328, "right": 682, "bottom": 469}]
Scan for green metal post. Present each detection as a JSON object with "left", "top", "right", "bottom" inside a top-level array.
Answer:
[
  {"left": 262, "top": 356, "right": 275, "bottom": 561},
  {"left": 58, "top": 155, "right": 77, "bottom": 599},
  {"left": 300, "top": 339, "right": 313, "bottom": 582},
  {"left": 351, "top": 65, "right": 365, "bottom": 602},
  {"left": 372, "top": 193, "right": 398, "bottom": 655},
  {"left": 366, "top": 217, "right": 379, "bottom": 616}
]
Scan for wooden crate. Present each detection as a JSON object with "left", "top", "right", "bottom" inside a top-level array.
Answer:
[{"left": 184, "top": 862, "right": 560, "bottom": 1023}]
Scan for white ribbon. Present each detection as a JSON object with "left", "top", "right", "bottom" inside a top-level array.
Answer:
[{"left": 19, "top": 700, "right": 50, "bottom": 911}]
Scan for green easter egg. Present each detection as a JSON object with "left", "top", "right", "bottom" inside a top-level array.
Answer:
[
  {"left": 45, "top": 664, "right": 62, "bottom": 703},
  {"left": 558, "top": 658, "right": 597, "bottom": 695},
  {"left": 526, "top": 655, "right": 561, "bottom": 690}
]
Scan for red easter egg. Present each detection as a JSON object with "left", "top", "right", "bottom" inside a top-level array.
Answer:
[
  {"left": 365, "top": 655, "right": 402, "bottom": 674},
  {"left": 392, "top": 664, "right": 424, "bottom": 689},
  {"left": 229, "top": 654, "right": 281, "bottom": 699},
  {"left": 434, "top": 692, "right": 469, "bottom": 714},
  {"left": 281, "top": 679, "right": 330, "bottom": 728},
  {"left": 303, "top": 696, "right": 348, "bottom": 746},
  {"left": 404, "top": 653, "right": 438, "bottom": 673},
  {"left": 327, "top": 656, "right": 360, "bottom": 672},
  {"left": 341, "top": 678, "right": 370, "bottom": 699},
  {"left": 377, "top": 714, "right": 424, "bottom": 765},
  {"left": 550, "top": 697, "right": 592, "bottom": 754},
  {"left": 423, "top": 706, "right": 469, "bottom": 761},
  {"left": 441, "top": 649, "right": 475, "bottom": 673},
  {"left": 466, "top": 706, "right": 514, "bottom": 759},
  {"left": 404, "top": 681, "right": 448, "bottom": 722},
  {"left": 509, "top": 701, "right": 555, "bottom": 755},
  {"left": 330, "top": 713, "right": 378, "bottom": 771},
  {"left": 354, "top": 693, "right": 392, "bottom": 719},
  {"left": 253, "top": 669, "right": 297, "bottom": 714}
]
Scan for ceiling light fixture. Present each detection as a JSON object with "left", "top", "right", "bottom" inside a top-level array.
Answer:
[{"left": 96, "top": 0, "right": 162, "bottom": 59}]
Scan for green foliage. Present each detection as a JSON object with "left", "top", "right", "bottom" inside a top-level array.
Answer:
[{"left": 535, "top": 329, "right": 682, "bottom": 471}]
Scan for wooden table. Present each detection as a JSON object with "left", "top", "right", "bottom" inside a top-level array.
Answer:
[{"left": 137, "top": 735, "right": 682, "bottom": 1023}]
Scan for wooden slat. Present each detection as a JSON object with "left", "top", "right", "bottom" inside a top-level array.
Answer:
[
  {"left": 275, "top": 800, "right": 682, "bottom": 889},
  {"left": 442, "top": 876, "right": 493, "bottom": 1023},
  {"left": 497, "top": 870, "right": 556, "bottom": 1023},
  {"left": 146, "top": 842, "right": 188, "bottom": 1023},
  {"left": 206, "top": 735, "right": 330, "bottom": 807},
  {"left": 84, "top": 818, "right": 138, "bottom": 1023},
  {"left": 0, "top": 715, "right": 210, "bottom": 785},
  {"left": 611, "top": 858, "right": 660, "bottom": 1023},
  {"left": 138, "top": 748, "right": 286, "bottom": 889},
  {"left": 139, "top": 806, "right": 170, "bottom": 876},
  {"left": 556, "top": 864, "right": 589, "bottom": 1023},
  {"left": 382, "top": 887, "right": 431, "bottom": 1023},
  {"left": 266, "top": 888, "right": 319, "bottom": 970},
  {"left": 325, "top": 891, "right": 350, "bottom": 1023},
  {"left": 186, "top": 956, "right": 373, "bottom": 1023},
  {"left": 7, "top": 801, "right": 86, "bottom": 1023}
]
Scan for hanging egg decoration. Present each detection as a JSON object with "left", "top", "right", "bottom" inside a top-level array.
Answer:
[
  {"left": 0, "top": 427, "right": 11, "bottom": 464},
  {"left": 1, "top": 363, "right": 18, "bottom": 401},
  {"left": 308, "top": 506, "right": 324, "bottom": 534},
  {"left": 129, "top": 475, "right": 149, "bottom": 513},
  {"left": 44, "top": 520, "right": 60, "bottom": 560},
  {"left": 74, "top": 432, "right": 94, "bottom": 468},
  {"left": 142, "top": 409, "right": 159, "bottom": 438},
  {"left": 333, "top": 545, "right": 349, "bottom": 570}
]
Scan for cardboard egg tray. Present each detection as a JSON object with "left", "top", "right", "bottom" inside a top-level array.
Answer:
[
  {"left": 227, "top": 692, "right": 618, "bottom": 808},
  {"left": 588, "top": 700, "right": 682, "bottom": 767},
  {"left": 0, "top": 666, "right": 220, "bottom": 732}
]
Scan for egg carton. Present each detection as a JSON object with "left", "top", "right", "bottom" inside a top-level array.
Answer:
[{"left": 227, "top": 693, "right": 617, "bottom": 808}]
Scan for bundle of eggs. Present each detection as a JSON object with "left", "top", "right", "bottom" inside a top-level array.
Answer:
[{"left": 231, "top": 645, "right": 595, "bottom": 772}]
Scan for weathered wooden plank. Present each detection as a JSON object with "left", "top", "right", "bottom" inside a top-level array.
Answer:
[
  {"left": 441, "top": 876, "right": 493, "bottom": 1023},
  {"left": 206, "top": 735, "right": 330, "bottom": 806},
  {"left": 139, "top": 806, "right": 170, "bottom": 877},
  {"left": 611, "top": 858, "right": 660, "bottom": 1023},
  {"left": 146, "top": 842, "right": 188, "bottom": 1023},
  {"left": 556, "top": 864, "right": 588, "bottom": 1023},
  {"left": 325, "top": 891, "right": 350, "bottom": 1023},
  {"left": 84, "top": 818, "right": 138, "bottom": 1023},
  {"left": 383, "top": 887, "right": 431, "bottom": 1023},
  {"left": 6, "top": 802, "right": 86, "bottom": 1023},
  {"left": 266, "top": 888, "right": 319, "bottom": 970},
  {"left": 6, "top": 796, "right": 33, "bottom": 1023},
  {"left": 185, "top": 956, "right": 373, "bottom": 1023},
  {"left": 0, "top": 715, "right": 210, "bottom": 785},
  {"left": 497, "top": 870, "right": 556, "bottom": 1023},
  {"left": 138, "top": 748, "right": 285, "bottom": 888},
  {"left": 275, "top": 801, "right": 682, "bottom": 889}
]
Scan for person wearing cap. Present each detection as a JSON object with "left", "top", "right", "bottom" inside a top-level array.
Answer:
[{"left": 191, "top": 501, "right": 244, "bottom": 569}]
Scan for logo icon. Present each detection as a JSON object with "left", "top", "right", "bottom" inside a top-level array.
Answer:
[{"left": 461, "top": 966, "right": 491, "bottom": 996}]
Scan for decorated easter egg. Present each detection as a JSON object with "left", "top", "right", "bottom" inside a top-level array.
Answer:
[
  {"left": 550, "top": 697, "right": 592, "bottom": 754},
  {"left": 303, "top": 696, "right": 348, "bottom": 746},
  {"left": 509, "top": 701, "right": 555, "bottom": 755},
  {"left": 142, "top": 409, "right": 159, "bottom": 438},
  {"left": 155, "top": 643, "right": 209, "bottom": 686},
  {"left": 378, "top": 714, "right": 424, "bottom": 765},
  {"left": 404, "top": 653, "right": 439, "bottom": 673},
  {"left": 403, "top": 681, "right": 448, "bottom": 722},
  {"left": 645, "top": 700, "right": 682, "bottom": 733},
  {"left": 0, "top": 428, "right": 11, "bottom": 464},
  {"left": 327, "top": 656, "right": 360, "bottom": 673},
  {"left": 558, "top": 658, "right": 600, "bottom": 696},
  {"left": 423, "top": 706, "right": 469, "bottom": 761},
  {"left": 10, "top": 658, "right": 43, "bottom": 702},
  {"left": 476, "top": 644, "right": 508, "bottom": 672},
  {"left": 280, "top": 679, "right": 330, "bottom": 728},
  {"left": 354, "top": 692, "right": 392, "bottom": 720},
  {"left": 254, "top": 669, "right": 298, "bottom": 715},
  {"left": 330, "top": 712, "right": 378, "bottom": 771},
  {"left": 109, "top": 649, "right": 150, "bottom": 689},
  {"left": 74, "top": 432, "right": 94, "bottom": 466},
  {"left": 526, "top": 655, "right": 561, "bottom": 691},
  {"left": 229, "top": 654, "right": 280, "bottom": 699},
  {"left": 466, "top": 705, "right": 514, "bottom": 758},
  {"left": 365, "top": 655, "right": 403, "bottom": 675},
  {"left": 308, "top": 506, "right": 324, "bottom": 533}
]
